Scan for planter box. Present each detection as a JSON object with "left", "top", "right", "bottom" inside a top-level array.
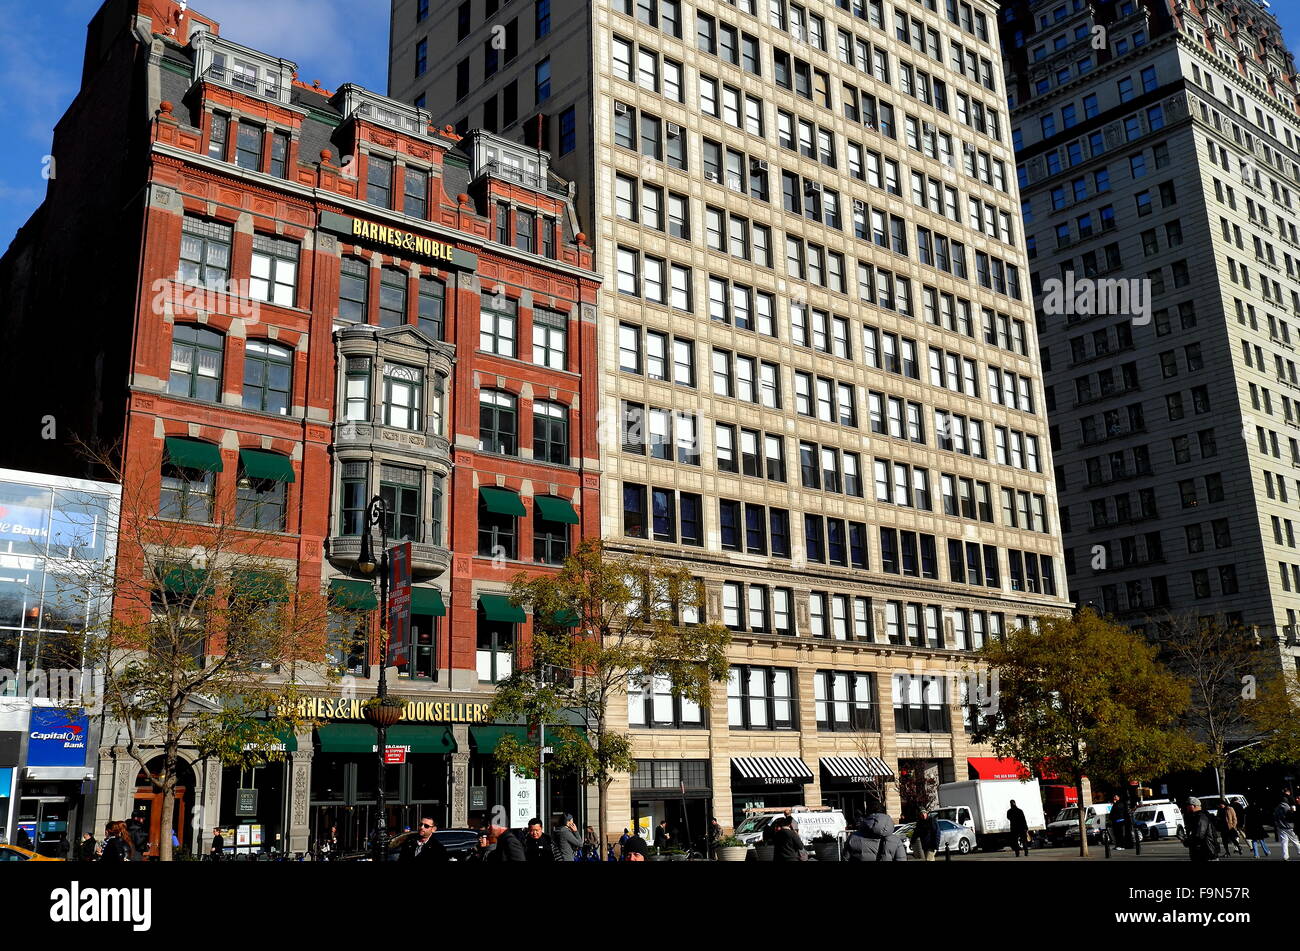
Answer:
[
  {"left": 717, "top": 846, "right": 749, "bottom": 862},
  {"left": 813, "top": 842, "right": 839, "bottom": 863}
]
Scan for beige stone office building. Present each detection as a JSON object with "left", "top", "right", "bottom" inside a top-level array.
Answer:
[
  {"left": 392, "top": 0, "right": 1070, "bottom": 839},
  {"left": 1000, "top": 0, "right": 1300, "bottom": 675}
]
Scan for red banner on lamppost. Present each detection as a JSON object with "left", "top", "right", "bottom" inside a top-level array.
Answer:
[{"left": 387, "top": 542, "right": 412, "bottom": 665}]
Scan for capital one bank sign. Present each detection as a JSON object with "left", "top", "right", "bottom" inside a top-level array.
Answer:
[{"left": 28, "top": 708, "right": 90, "bottom": 767}]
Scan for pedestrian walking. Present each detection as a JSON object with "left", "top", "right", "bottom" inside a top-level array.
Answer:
[
  {"left": 125, "top": 815, "right": 148, "bottom": 861},
  {"left": 398, "top": 816, "right": 449, "bottom": 862},
  {"left": 1109, "top": 795, "right": 1129, "bottom": 851},
  {"left": 77, "top": 832, "right": 97, "bottom": 862},
  {"left": 653, "top": 818, "right": 671, "bottom": 851},
  {"left": 488, "top": 825, "right": 527, "bottom": 861},
  {"left": 913, "top": 809, "right": 940, "bottom": 861},
  {"left": 54, "top": 832, "right": 70, "bottom": 860},
  {"left": 14, "top": 827, "right": 32, "bottom": 851},
  {"left": 621, "top": 830, "right": 649, "bottom": 861},
  {"left": 1182, "top": 798, "right": 1222, "bottom": 862},
  {"left": 1218, "top": 802, "right": 1244, "bottom": 856},
  {"left": 707, "top": 816, "right": 723, "bottom": 860},
  {"left": 583, "top": 825, "right": 601, "bottom": 861},
  {"left": 1244, "top": 803, "right": 1271, "bottom": 858},
  {"left": 1274, "top": 793, "right": 1300, "bottom": 861},
  {"left": 842, "top": 803, "right": 907, "bottom": 861},
  {"left": 553, "top": 814, "right": 582, "bottom": 861},
  {"left": 99, "top": 822, "right": 131, "bottom": 862},
  {"left": 1007, "top": 800, "right": 1031, "bottom": 856},
  {"left": 769, "top": 815, "right": 805, "bottom": 861},
  {"left": 209, "top": 827, "right": 224, "bottom": 862},
  {"left": 522, "top": 817, "right": 554, "bottom": 861}
]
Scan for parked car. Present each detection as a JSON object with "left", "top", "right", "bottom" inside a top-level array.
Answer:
[
  {"left": 1044, "top": 804, "right": 1112, "bottom": 846},
  {"left": 433, "top": 830, "right": 482, "bottom": 860},
  {"left": 895, "top": 818, "right": 977, "bottom": 854},
  {"left": 1195, "top": 794, "right": 1248, "bottom": 818},
  {"left": 1132, "top": 800, "right": 1185, "bottom": 840}
]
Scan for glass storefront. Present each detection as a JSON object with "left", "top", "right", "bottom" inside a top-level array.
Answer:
[{"left": 0, "top": 475, "right": 116, "bottom": 694}]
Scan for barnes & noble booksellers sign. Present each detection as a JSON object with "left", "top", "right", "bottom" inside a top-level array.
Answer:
[
  {"left": 285, "top": 696, "right": 489, "bottom": 723},
  {"left": 320, "top": 210, "right": 478, "bottom": 270}
]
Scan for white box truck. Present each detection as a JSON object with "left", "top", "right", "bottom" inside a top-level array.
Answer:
[{"left": 934, "top": 778, "right": 1046, "bottom": 850}]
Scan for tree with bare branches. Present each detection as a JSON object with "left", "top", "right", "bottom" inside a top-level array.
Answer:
[{"left": 1151, "top": 613, "right": 1273, "bottom": 796}]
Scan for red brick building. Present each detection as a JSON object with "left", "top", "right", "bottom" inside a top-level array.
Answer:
[{"left": 0, "top": 0, "right": 599, "bottom": 853}]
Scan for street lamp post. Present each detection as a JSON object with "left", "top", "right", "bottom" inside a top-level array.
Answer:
[{"left": 356, "top": 495, "right": 392, "bottom": 864}]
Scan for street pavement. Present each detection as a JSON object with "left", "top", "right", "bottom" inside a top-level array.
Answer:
[{"left": 946, "top": 838, "right": 1292, "bottom": 861}]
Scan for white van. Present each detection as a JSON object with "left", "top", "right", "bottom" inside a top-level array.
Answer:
[
  {"left": 733, "top": 807, "right": 848, "bottom": 846},
  {"left": 1133, "top": 800, "right": 1184, "bottom": 840}
]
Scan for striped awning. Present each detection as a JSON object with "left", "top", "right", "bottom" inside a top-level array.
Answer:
[
  {"left": 820, "top": 756, "right": 895, "bottom": 783},
  {"left": 731, "top": 756, "right": 814, "bottom": 785}
]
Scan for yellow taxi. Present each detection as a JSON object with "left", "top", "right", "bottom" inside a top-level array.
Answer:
[{"left": 0, "top": 844, "right": 64, "bottom": 861}]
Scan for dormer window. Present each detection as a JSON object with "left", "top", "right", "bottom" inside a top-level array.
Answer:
[{"left": 194, "top": 36, "right": 293, "bottom": 105}]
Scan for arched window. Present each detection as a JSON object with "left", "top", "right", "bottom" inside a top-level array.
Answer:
[
  {"left": 338, "top": 258, "right": 369, "bottom": 323},
  {"left": 379, "top": 267, "right": 408, "bottom": 327},
  {"left": 382, "top": 364, "right": 423, "bottom": 431},
  {"left": 168, "top": 325, "right": 223, "bottom": 402},
  {"left": 479, "top": 390, "right": 517, "bottom": 454},
  {"left": 242, "top": 340, "right": 293, "bottom": 415}
]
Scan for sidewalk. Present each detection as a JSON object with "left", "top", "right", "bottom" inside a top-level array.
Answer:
[{"left": 953, "top": 839, "right": 1289, "bottom": 861}]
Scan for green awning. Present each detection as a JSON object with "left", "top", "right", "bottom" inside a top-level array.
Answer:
[
  {"left": 231, "top": 569, "right": 290, "bottom": 601},
  {"left": 330, "top": 578, "right": 378, "bottom": 610},
  {"left": 534, "top": 496, "right": 579, "bottom": 524},
  {"left": 162, "top": 565, "right": 209, "bottom": 597},
  {"left": 239, "top": 448, "right": 296, "bottom": 483},
  {"left": 478, "top": 593, "right": 525, "bottom": 623},
  {"left": 165, "top": 436, "right": 223, "bottom": 472},
  {"left": 389, "top": 725, "right": 457, "bottom": 754},
  {"left": 469, "top": 725, "right": 530, "bottom": 753},
  {"left": 546, "top": 608, "right": 580, "bottom": 628},
  {"left": 410, "top": 588, "right": 446, "bottom": 616},
  {"left": 239, "top": 725, "right": 298, "bottom": 754},
  {"left": 316, "top": 722, "right": 456, "bottom": 753},
  {"left": 479, "top": 486, "right": 526, "bottom": 517}
]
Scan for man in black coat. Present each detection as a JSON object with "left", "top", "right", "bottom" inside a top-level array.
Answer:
[
  {"left": 210, "top": 828, "right": 225, "bottom": 862},
  {"left": 126, "top": 816, "right": 149, "bottom": 861},
  {"left": 770, "top": 816, "right": 805, "bottom": 861},
  {"left": 914, "top": 809, "right": 941, "bottom": 860},
  {"left": 522, "top": 817, "right": 554, "bottom": 861},
  {"left": 398, "top": 817, "right": 449, "bottom": 862},
  {"left": 1183, "top": 798, "right": 1221, "bottom": 862},
  {"left": 653, "top": 819, "right": 671, "bottom": 851},
  {"left": 1109, "top": 795, "right": 1130, "bottom": 850},
  {"left": 489, "top": 825, "right": 527, "bottom": 861},
  {"left": 1007, "top": 800, "right": 1030, "bottom": 856}
]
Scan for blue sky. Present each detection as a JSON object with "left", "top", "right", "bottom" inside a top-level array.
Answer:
[
  {"left": 2, "top": 0, "right": 1300, "bottom": 253},
  {"left": 0, "top": 0, "right": 390, "bottom": 253}
]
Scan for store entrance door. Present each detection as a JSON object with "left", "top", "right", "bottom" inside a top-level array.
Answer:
[{"left": 630, "top": 797, "right": 710, "bottom": 854}]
